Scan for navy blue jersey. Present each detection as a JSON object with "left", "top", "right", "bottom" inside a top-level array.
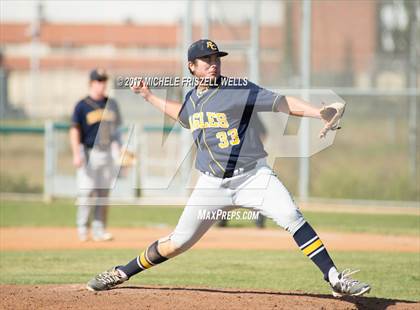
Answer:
[
  {"left": 252, "top": 114, "right": 267, "bottom": 139},
  {"left": 178, "top": 77, "right": 284, "bottom": 177},
  {"left": 71, "top": 96, "right": 122, "bottom": 148}
]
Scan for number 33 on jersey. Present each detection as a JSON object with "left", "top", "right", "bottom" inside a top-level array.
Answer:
[{"left": 188, "top": 111, "right": 240, "bottom": 149}]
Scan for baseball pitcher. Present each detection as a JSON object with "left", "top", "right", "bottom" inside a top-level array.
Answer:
[{"left": 86, "top": 40, "right": 369, "bottom": 297}]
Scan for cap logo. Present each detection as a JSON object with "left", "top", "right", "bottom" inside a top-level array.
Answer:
[{"left": 207, "top": 41, "right": 218, "bottom": 51}]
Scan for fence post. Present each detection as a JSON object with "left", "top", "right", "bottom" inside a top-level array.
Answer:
[
  {"left": 132, "top": 124, "right": 140, "bottom": 199},
  {"left": 43, "top": 120, "right": 54, "bottom": 202},
  {"left": 299, "top": 0, "right": 312, "bottom": 201},
  {"left": 180, "top": 0, "right": 193, "bottom": 195},
  {"left": 408, "top": 1, "right": 418, "bottom": 184}
]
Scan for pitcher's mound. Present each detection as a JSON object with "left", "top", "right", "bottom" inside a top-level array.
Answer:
[{"left": 1, "top": 284, "right": 418, "bottom": 310}]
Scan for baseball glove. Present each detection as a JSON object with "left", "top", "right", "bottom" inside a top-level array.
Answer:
[{"left": 319, "top": 102, "right": 346, "bottom": 138}]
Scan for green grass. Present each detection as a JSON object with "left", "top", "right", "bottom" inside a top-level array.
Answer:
[
  {"left": 1, "top": 117, "right": 419, "bottom": 200},
  {"left": 1, "top": 199, "right": 419, "bottom": 235},
  {"left": 0, "top": 200, "right": 183, "bottom": 228},
  {"left": 271, "top": 116, "right": 420, "bottom": 201},
  {"left": 0, "top": 249, "right": 418, "bottom": 301}
]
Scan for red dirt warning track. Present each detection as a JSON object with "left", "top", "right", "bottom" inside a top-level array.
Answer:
[{"left": 0, "top": 227, "right": 418, "bottom": 252}]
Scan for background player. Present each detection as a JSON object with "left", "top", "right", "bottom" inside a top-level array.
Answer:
[
  {"left": 86, "top": 40, "right": 370, "bottom": 297},
  {"left": 70, "top": 68, "right": 122, "bottom": 242}
]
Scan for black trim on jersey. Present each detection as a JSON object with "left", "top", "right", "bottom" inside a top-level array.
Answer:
[{"left": 223, "top": 86, "right": 258, "bottom": 179}]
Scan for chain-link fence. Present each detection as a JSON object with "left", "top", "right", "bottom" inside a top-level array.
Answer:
[{"left": 0, "top": 0, "right": 418, "bottom": 202}]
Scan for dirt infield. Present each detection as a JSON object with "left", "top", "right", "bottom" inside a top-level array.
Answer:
[
  {"left": 1, "top": 226, "right": 418, "bottom": 252},
  {"left": 1, "top": 284, "right": 418, "bottom": 310}
]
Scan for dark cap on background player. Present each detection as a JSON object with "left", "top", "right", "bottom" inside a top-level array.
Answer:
[
  {"left": 188, "top": 39, "right": 228, "bottom": 61},
  {"left": 89, "top": 68, "right": 108, "bottom": 82}
]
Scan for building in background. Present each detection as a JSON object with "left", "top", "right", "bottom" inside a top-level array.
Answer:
[{"left": 0, "top": 0, "right": 385, "bottom": 119}]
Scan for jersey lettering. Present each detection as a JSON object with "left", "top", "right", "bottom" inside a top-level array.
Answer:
[
  {"left": 188, "top": 112, "right": 229, "bottom": 131},
  {"left": 86, "top": 109, "right": 116, "bottom": 125}
]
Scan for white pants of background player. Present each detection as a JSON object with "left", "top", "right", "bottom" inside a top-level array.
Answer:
[
  {"left": 159, "top": 158, "right": 306, "bottom": 257},
  {"left": 76, "top": 147, "right": 114, "bottom": 240}
]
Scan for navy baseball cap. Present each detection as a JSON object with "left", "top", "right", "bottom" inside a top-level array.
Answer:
[
  {"left": 89, "top": 68, "right": 108, "bottom": 81},
  {"left": 188, "top": 39, "right": 228, "bottom": 61}
]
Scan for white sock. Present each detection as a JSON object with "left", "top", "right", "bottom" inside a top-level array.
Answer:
[{"left": 328, "top": 267, "right": 340, "bottom": 286}]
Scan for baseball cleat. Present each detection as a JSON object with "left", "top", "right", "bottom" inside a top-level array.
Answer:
[
  {"left": 93, "top": 232, "right": 113, "bottom": 242},
  {"left": 86, "top": 267, "right": 127, "bottom": 291},
  {"left": 331, "top": 269, "right": 371, "bottom": 297}
]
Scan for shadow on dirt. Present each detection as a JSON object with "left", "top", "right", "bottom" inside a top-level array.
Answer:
[{"left": 118, "top": 286, "right": 418, "bottom": 310}]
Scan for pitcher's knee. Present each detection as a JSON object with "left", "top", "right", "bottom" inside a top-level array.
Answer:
[{"left": 273, "top": 209, "right": 306, "bottom": 235}]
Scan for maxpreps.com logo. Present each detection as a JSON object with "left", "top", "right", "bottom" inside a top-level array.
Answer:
[{"left": 207, "top": 41, "right": 218, "bottom": 51}]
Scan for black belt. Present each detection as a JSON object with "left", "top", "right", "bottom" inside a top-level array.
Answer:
[{"left": 203, "top": 161, "right": 257, "bottom": 179}]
